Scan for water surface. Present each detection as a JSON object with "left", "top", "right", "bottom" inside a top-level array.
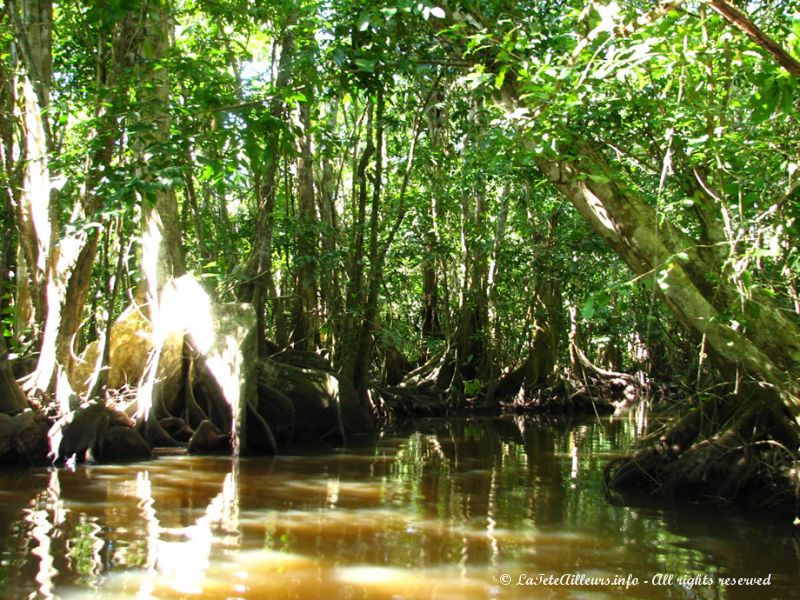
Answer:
[{"left": 0, "top": 416, "right": 797, "bottom": 599}]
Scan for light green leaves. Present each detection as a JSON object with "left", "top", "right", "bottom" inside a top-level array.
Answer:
[{"left": 355, "top": 57, "right": 378, "bottom": 73}]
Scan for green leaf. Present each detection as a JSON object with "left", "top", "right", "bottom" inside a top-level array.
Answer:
[
  {"left": 354, "top": 57, "right": 378, "bottom": 73},
  {"left": 582, "top": 291, "right": 611, "bottom": 321},
  {"left": 581, "top": 298, "right": 596, "bottom": 320},
  {"left": 686, "top": 134, "right": 709, "bottom": 146},
  {"left": 357, "top": 11, "right": 371, "bottom": 31},
  {"left": 494, "top": 69, "right": 506, "bottom": 89},
  {"left": 463, "top": 378, "right": 482, "bottom": 396},
  {"left": 588, "top": 173, "right": 611, "bottom": 184}
]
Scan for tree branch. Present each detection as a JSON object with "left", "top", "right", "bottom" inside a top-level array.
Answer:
[{"left": 708, "top": 0, "right": 800, "bottom": 79}]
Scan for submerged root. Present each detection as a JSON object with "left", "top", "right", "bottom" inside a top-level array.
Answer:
[
  {"left": 605, "top": 397, "right": 800, "bottom": 516},
  {"left": 375, "top": 383, "right": 448, "bottom": 419}
]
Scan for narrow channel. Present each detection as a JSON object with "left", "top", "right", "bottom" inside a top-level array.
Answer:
[{"left": 1, "top": 415, "right": 796, "bottom": 599}]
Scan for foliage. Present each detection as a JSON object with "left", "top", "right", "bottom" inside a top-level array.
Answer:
[{"left": 1, "top": 0, "right": 797, "bottom": 403}]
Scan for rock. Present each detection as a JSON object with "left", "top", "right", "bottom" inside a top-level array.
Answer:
[{"left": 188, "top": 419, "right": 231, "bottom": 455}]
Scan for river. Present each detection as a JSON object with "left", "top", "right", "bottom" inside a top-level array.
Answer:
[{"left": 0, "top": 415, "right": 797, "bottom": 599}]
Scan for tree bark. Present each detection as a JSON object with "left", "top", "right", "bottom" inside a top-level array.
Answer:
[
  {"left": 421, "top": 87, "right": 446, "bottom": 341},
  {"left": 525, "top": 277, "right": 561, "bottom": 389},
  {"left": 10, "top": 0, "right": 53, "bottom": 327},
  {"left": 134, "top": 0, "right": 188, "bottom": 426},
  {"left": 53, "top": 12, "right": 137, "bottom": 389},
  {"left": 351, "top": 87, "right": 386, "bottom": 392},
  {"left": 708, "top": 0, "right": 800, "bottom": 79},
  {"left": 242, "top": 21, "right": 295, "bottom": 357},
  {"left": 481, "top": 185, "right": 509, "bottom": 406},
  {"left": 139, "top": 0, "right": 185, "bottom": 301},
  {"left": 257, "top": 357, "right": 374, "bottom": 443},
  {"left": 8, "top": 0, "right": 60, "bottom": 395},
  {"left": 535, "top": 146, "right": 800, "bottom": 424},
  {"left": 339, "top": 98, "right": 374, "bottom": 383},
  {"left": 522, "top": 204, "right": 563, "bottom": 390},
  {"left": 453, "top": 141, "right": 489, "bottom": 390},
  {"left": 0, "top": 183, "right": 27, "bottom": 413},
  {"left": 291, "top": 100, "right": 319, "bottom": 352},
  {"left": 317, "top": 102, "right": 343, "bottom": 349},
  {"left": 421, "top": 258, "right": 441, "bottom": 339}
]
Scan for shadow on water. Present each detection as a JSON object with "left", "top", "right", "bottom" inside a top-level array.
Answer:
[{"left": 0, "top": 415, "right": 797, "bottom": 599}]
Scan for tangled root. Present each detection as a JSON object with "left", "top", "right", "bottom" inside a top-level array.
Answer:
[{"left": 605, "top": 398, "right": 800, "bottom": 517}]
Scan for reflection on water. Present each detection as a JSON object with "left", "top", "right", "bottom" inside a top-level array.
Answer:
[{"left": 0, "top": 415, "right": 798, "bottom": 599}]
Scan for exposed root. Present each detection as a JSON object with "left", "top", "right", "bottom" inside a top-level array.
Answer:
[
  {"left": 605, "top": 396, "right": 800, "bottom": 516},
  {"left": 375, "top": 383, "right": 448, "bottom": 419}
]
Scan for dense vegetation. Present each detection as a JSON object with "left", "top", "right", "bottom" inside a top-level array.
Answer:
[{"left": 1, "top": 0, "right": 798, "bottom": 515}]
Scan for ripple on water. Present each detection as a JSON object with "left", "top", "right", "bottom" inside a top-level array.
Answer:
[{"left": 2, "top": 416, "right": 799, "bottom": 600}]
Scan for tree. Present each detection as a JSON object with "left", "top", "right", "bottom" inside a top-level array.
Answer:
[
  {"left": 0, "top": 0, "right": 797, "bottom": 511},
  {"left": 240, "top": 11, "right": 296, "bottom": 356},
  {"left": 438, "top": 0, "right": 799, "bottom": 501}
]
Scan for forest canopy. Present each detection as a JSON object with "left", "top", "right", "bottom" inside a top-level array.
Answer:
[{"left": 1, "top": 0, "right": 799, "bottom": 513}]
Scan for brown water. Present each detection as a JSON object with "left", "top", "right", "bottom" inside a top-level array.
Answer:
[{"left": 0, "top": 415, "right": 797, "bottom": 599}]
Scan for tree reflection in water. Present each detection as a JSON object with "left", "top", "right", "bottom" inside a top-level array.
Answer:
[{"left": 0, "top": 416, "right": 797, "bottom": 599}]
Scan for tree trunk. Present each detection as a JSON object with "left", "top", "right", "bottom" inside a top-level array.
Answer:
[
  {"left": 9, "top": 0, "right": 58, "bottom": 395},
  {"left": 481, "top": 185, "right": 509, "bottom": 406},
  {"left": 53, "top": 13, "right": 138, "bottom": 392},
  {"left": 535, "top": 145, "right": 800, "bottom": 413},
  {"left": 351, "top": 87, "right": 386, "bottom": 393},
  {"left": 0, "top": 181, "right": 27, "bottom": 414},
  {"left": 521, "top": 203, "right": 563, "bottom": 391},
  {"left": 524, "top": 277, "right": 561, "bottom": 389},
  {"left": 339, "top": 98, "right": 374, "bottom": 383},
  {"left": 134, "top": 0, "right": 188, "bottom": 428},
  {"left": 242, "top": 21, "right": 295, "bottom": 357},
  {"left": 257, "top": 357, "right": 374, "bottom": 443},
  {"left": 0, "top": 344, "right": 28, "bottom": 415},
  {"left": 421, "top": 180, "right": 443, "bottom": 341},
  {"left": 139, "top": 0, "right": 185, "bottom": 300},
  {"left": 421, "top": 259, "right": 441, "bottom": 339},
  {"left": 708, "top": 0, "right": 800, "bottom": 79},
  {"left": 421, "top": 84, "right": 447, "bottom": 343},
  {"left": 453, "top": 160, "right": 489, "bottom": 390},
  {"left": 291, "top": 100, "right": 318, "bottom": 352},
  {"left": 317, "top": 102, "right": 342, "bottom": 351}
]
